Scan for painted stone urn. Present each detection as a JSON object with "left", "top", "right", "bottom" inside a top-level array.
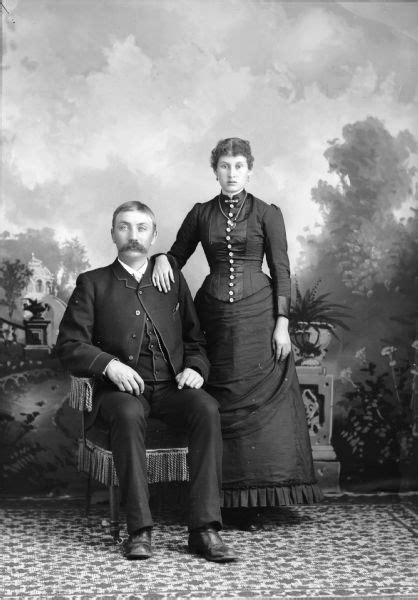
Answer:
[
  {"left": 291, "top": 321, "right": 333, "bottom": 366},
  {"left": 289, "top": 279, "right": 351, "bottom": 367}
]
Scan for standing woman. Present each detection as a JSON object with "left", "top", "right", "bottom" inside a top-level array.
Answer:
[{"left": 153, "top": 138, "right": 322, "bottom": 529}]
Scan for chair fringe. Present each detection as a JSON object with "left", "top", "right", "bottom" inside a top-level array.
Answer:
[
  {"left": 69, "top": 376, "right": 94, "bottom": 412},
  {"left": 147, "top": 448, "right": 189, "bottom": 484},
  {"left": 78, "top": 439, "right": 189, "bottom": 487},
  {"left": 78, "top": 439, "right": 118, "bottom": 486}
]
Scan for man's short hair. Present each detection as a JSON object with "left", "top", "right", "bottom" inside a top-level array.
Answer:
[{"left": 112, "top": 201, "right": 156, "bottom": 230}]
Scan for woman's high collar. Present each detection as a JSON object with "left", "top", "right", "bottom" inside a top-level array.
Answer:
[{"left": 219, "top": 188, "right": 246, "bottom": 203}]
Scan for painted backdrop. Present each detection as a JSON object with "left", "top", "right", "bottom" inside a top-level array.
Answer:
[{"left": 1, "top": 0, "right": 417, "bottom": 495}]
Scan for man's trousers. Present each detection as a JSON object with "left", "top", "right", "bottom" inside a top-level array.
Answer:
[{"left": 95, "top": 381, "right": 223, "bottom": 534}]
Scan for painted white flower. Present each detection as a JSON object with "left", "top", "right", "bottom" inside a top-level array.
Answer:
[
  {"left": 340, "top": 367, "right": 352, "bottom": 380},
  {"left": 354, "top": 347, "right": 367, "bottom": 365},
  {"left": 340, "top": 367, "right": 357, "bottom": 388},
  {"left": 381, "top": 346, "right": 397, "bottom": 356}
]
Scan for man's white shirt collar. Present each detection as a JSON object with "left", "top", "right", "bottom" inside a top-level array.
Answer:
[{"left": 118, "top": 258, "right": 148, "bottom": 282}]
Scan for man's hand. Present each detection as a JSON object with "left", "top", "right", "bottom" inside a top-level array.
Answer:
[
  {"left": 272, "top": 318, "right": 292, "bottom": 362},
  {"left": 175, "top": 368, "right": 204, "bottom": 390},
  {"left": 152, "top": 255, "right": 174, "bottom": 293},
  {"left": 106, "top": 360, "right": 145, "bottom": 396}
]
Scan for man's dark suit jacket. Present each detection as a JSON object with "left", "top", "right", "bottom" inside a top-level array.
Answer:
[{"left": 55, "top": 257, "right": 210, "bottom": 424}]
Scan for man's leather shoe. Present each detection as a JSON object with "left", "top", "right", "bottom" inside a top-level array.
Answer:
[
  {"left": 125, "top": 528, "right": 152, "bottom": 560},
  {"left": 188, "top": 527, "right": 237, "bottom": 562}
]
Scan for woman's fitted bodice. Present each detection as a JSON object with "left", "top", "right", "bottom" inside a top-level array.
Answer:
[{"left": 168, "top": 193, "right": 291, "bottom": 313}]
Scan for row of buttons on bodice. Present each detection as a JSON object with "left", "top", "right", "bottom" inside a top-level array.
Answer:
[{"left": 225, "top": 199, "right": 239, "bottom": 303}]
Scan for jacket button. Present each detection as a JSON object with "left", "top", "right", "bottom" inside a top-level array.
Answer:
[
  {"left": 229, "top": 298, "right": 234, "bottom": 303},
  {"left": 229, "top": 282, "right": 234, "bottom": 287},
  {"left": 229, "top": 290, "right": 234, "bottom": 295},
  {"left": 227, "top": 244, "right": 232, "bottom": 249},
  {"left": 128, "top": 355, "right": 134, "bottom": 360},
  {"left": 135, "top": 310, "right": 140, "bottom": 315},
  {"left": 230, "top": 267, "right": 234, "bottom": 272},
  {"left": 230, "top": 275, "right": 235, "bottom": 280},
  {"left": 138, "top": 291, "right": 143, "bottom": 295}
]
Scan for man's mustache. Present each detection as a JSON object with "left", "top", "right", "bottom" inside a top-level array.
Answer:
[{"left": 121, "top": 241, "right": 147, "bottom": 252}]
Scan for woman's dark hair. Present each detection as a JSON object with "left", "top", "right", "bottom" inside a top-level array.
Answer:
[{"left": 210, "top": 138, "right": 254, "bottom": 171}]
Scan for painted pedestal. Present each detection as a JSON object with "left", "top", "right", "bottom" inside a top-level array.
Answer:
[
  {"left": 24, "top": 318, "right": 51, "bottom": 359},
  {"left": 297, "top": 365, "right": 341, "bottom": 493}
]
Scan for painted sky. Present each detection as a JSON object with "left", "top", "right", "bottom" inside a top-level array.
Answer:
[{"left": 2, "top": 0, "right": 418, "bottom": 292}]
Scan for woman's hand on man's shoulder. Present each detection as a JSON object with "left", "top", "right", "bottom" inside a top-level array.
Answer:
[{"left": 152, "top": 254, "right": 175, "bottom": 293}]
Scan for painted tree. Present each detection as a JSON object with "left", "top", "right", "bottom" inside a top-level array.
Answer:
[
  {"left": 0, "top": 260, "right": 33, "bottom": 319},
  {"left": 299, "top": 117, "right": 417, "bottom": 299},
  {"left": 297, "top": 119, "right": 418, "bottom": 481},
  {"left": 56, "top": 237, "right": 90, "bottom": 301}
]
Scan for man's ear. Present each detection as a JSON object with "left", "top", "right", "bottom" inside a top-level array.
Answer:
[
  {"left": 111, "top": 228, "right": 115, "bottom": 244},
  {"left": 151, "top": 228, "right": 157, "bottom": 246}
]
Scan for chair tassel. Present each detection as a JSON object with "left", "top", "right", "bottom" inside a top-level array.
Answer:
[{"left": 69, "top": 376, "right": 94, "bottom": 412}]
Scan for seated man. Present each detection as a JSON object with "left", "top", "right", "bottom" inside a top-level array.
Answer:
[{"left": 55, "top": 200, "right": 237, "bottom": 563}]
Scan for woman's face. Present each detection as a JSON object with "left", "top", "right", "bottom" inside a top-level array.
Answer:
[{"left": 215, "top": 154, "right": 250, "bottom": 195}]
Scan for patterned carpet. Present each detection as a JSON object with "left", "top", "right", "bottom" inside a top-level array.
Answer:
[{"left": 1, "top": 495, "right": 418, "bottom": 599}]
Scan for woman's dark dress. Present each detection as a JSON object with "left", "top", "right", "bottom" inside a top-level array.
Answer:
[{"left": 168, "top": 192, "right": 322, "bottom": 507}]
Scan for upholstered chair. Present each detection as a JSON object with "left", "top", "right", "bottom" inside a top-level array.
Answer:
[{"left": 68, "top": 376, "right": 189, "bottom": 542}]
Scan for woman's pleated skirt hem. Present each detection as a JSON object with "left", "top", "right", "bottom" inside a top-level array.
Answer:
[{"left": 221, "top": 483, "right": 324, "bottom": 508}]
